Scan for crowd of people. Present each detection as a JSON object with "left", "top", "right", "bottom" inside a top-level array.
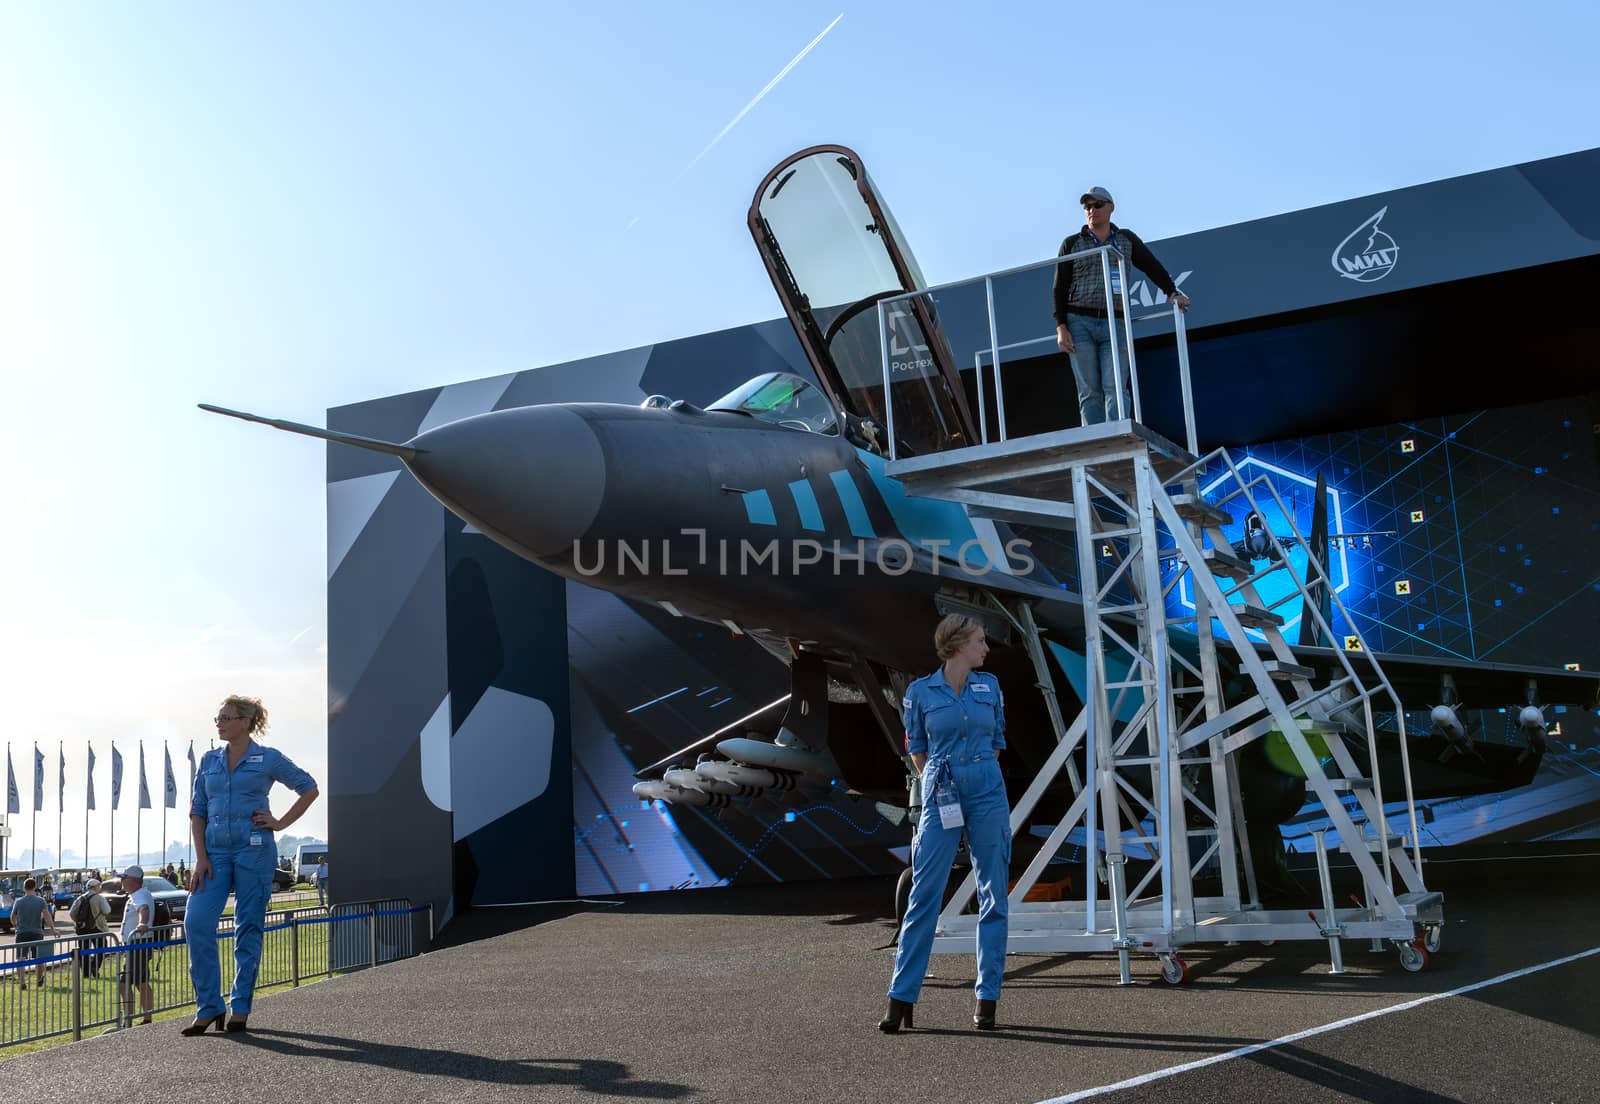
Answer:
[{"left": 8, "top": 863, "right": 151, "bottom": 1026}]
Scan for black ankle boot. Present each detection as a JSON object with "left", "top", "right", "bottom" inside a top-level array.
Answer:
[
  {"left": 878, "top": 998, "right": 915, "bottom": 1033},
  {"left": 973, "top": 998, "right": 997, "bottom": 1030}
]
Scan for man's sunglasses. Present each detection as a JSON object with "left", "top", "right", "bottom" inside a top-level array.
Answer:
[{"left": 1083, "top": 201, "right": 1108, "bottom": 211}]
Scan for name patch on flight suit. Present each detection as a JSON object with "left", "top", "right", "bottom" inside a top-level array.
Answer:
[{"left": 247, "top": 755, "right": 264, "bottom": 763}]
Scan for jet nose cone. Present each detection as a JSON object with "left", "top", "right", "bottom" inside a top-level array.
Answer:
[{"left": 409, "top": 404, "right": 605, "bottom": 560}]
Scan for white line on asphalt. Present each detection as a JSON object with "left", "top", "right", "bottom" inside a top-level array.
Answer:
[{"left": 1035, "top": 944, "right": 1600, "bottom": 1103}]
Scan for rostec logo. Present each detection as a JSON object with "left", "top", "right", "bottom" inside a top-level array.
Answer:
[
  {"left": 1331, "top": 207, "right": 1399, "bottom": 282},
  {"left": 886, "top": 303, "right": 934, "bottom": 377}
]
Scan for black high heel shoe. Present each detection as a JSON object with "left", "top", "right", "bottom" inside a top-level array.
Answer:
[
  {"left": 973, "top": 998, "right": 997, "bottom": 1030},
  {"left": 225, "top": 1016, "right": 249, "bottom": 1033},
  {"left": 181, "top": 1014, "right": 224, "bottom": 1036},
  {"left": 877, "top": 998, "right": 915, "bottom": 1034}
]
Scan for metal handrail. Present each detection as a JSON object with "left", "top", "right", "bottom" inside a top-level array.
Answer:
[
  {"left": 1166, "top": 446, "right": 1423, "bottom": 881},
  {"left": 0, "top": 896, "right": 433, "bottom": 1050},
  {"left": 876, "top": 244, "right": 1196, "bottom": 460}
]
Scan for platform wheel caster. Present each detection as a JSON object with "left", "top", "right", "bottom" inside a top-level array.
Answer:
[
  {"left": 1159, "top": 954, "right": 1191, "bottom": 985},
  {"left": 1397, "top": 939, "right": 1429, "bottom": 973},
  {"left": 1422, "top": 925, "right": 1442, "bottom": 954},
  {"left": 1257, "top": 939, "right": 1276, "bottom": 947}
]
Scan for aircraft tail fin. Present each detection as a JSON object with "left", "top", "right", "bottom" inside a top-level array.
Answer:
[
  {"left": 199, "top": 403, "right": 421, "bottom": 461},
  {"left": 1297, "top": 471, "right": 1333, "bottom": 648}
]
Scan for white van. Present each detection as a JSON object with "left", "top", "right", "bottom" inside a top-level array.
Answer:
[{"left": 294, "top": 843, "right": 329, "bottom": 881}]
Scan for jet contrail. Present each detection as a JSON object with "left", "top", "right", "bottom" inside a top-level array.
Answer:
[
  {"left": 690, "top": 12, "right": 844, "bottom": 165},
  {"left": 621, "top": 13, "right": 844, "bottom": 235}
]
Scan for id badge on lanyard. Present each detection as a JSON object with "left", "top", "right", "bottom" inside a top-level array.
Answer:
[{"left": 934, "top": 766, "right": 964, "bottom": 830}]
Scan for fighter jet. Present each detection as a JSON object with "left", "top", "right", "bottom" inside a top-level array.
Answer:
[
  {"left": 201, "top": 370, "right": 1085, "bottom": 816},
  {"left": 1234, "top": 509, "right": 1395, "bottom": 565},
  {"left": 203, "top": 144, "right": 1599, "bottom": 892}
]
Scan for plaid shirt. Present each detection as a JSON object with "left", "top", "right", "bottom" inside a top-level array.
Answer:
[{"left": 1051, "top": 224, "right": 1177, "bottom": 324}]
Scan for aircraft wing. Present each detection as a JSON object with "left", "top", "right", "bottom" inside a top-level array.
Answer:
[{"left": 1279, "top": 644, "right": 1600, "bottom": 709}]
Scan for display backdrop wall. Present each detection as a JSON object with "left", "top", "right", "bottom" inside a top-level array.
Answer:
[{"left": 329, "top": 149, "right": 1600, "bottom": 920}]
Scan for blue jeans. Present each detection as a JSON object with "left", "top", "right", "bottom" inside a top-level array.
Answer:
[
  {"left": 887, "top": 756, "right": 1011, "bottom": 1003},
  {"left": 185, "top": 843, "right": 276, "bottom": 1018},
  {"left": 1067, "top": 315, "right": 1132, "bottom": 425}
]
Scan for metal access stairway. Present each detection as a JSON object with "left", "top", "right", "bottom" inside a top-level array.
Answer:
[{"left": 887, "top": 421, "right": 1442, "bottom": 981}]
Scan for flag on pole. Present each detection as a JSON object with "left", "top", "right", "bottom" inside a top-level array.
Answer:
[
  {"left": 188, "top": 742, "right": 196, "bottom": 796},
  {"left": 163, "top": 745, "right": 177, "bottom": 809},
  {"left": 59, "top": 744, "right": 66, "bottom": 805},
  {"left": 5, "top": 747, "right": 18, "bottom": 814},
  {"left": 138, "top": 744, "right": 152, "bottom": 810},
  {"left": 87, "top": 745, "right": 97, "bottom": 811},
  {"left": 111, "top": 745, "right": 124, "bottom": 809},
  {"left": 33, "top": 745, "right": 44, "bottom": 812}
]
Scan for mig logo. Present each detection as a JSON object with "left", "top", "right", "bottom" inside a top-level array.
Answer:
[{"left": 1331, "top": 207, "right": 1399, "bottom": 283}]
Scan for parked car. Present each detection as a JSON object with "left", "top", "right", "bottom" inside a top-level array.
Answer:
[
  {"left": 272, "top": 867, "right": 294, "bottom": 893},
  {"left": 103, "top": 875, "right": 190, "bottom": 926}
]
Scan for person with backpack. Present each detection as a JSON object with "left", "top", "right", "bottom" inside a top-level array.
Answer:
[{"left": 70, "top": 878, "right": 112, "bottom": 977}]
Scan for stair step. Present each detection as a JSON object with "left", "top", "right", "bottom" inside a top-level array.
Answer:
[
  {"left": 1310, "top": 777, "right": 1372, "bottom": 792},
  {"left": 1169, "top": 494, "right": 1232, "bottom": 528},
  {"left": 1229, "top": 604, "right": 1284, "bottom": 629},
  {"left": 1263, "top": 661, "right": 1315, "bottom": 681},
  {"left": 1197, "top": 547, "right": 1252, "bottom": 580},
  {"left": 1341, "top": 832, "right": 1404, "bottom": 853}
]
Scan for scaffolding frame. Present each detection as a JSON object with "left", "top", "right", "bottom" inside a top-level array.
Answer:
[{"left": 889, "top": 421, "right": 1441, "bottom": 982}]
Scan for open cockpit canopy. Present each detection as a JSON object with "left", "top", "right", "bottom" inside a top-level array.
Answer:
[{"left": 749, "top": 146, "right": 976, "bottom": 457}]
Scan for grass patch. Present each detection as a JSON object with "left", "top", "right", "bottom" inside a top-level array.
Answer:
[{"left": 1, "top": 912, "right": 346, "bottom": 1058}]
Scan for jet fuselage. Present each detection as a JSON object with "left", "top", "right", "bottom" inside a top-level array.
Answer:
[{"left": 404, "top": 399, "right": 1047, "bottom": 675}]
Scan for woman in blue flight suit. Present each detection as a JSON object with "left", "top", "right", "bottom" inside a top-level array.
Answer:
[
  {"left": 181, "top": 695, "right": 319, "bottom": 1035},
  {"left": 880, "top": 614, "right": 1011, "bottom": 1033}
]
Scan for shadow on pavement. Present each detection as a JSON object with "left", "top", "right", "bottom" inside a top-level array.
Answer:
[{"left": 234, "top": 1028, "right": 695, "bottom": 1098}]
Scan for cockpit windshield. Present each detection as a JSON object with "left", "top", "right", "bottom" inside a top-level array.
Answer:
[{"left": 707, "top": 373, "right": 840, "bottom": 436}]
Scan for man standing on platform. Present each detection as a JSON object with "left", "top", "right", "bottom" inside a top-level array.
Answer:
[{"left": 1053, "top": 186, "right": 1190, "bottom": 426}]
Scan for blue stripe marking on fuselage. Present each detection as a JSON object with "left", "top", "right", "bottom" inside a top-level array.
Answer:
[
  {"left": 854, "top": 448, "right": 986, "bottom": 566},
  {"left": 828, "top": 469, "right": 876, "bottom": 538},
  {"left": 788, "top": 478, "right": 825, "bottom": 532},
  {"left": 743, "top": 489, "right": 777, "bottom": 526}
]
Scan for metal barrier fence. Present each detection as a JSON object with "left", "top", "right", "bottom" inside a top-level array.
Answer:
[{"left": 0, "top": 898, "right": 431, "bottom": 1048}]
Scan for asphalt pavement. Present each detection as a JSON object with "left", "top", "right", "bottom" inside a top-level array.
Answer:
[{"left": 3, "top": 856, "right": 1595, "bottom": 1102}]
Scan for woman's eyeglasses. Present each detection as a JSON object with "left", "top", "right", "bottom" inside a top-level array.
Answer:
[{"left": 213, "top": 714, "right": 243, "bottom": 725}]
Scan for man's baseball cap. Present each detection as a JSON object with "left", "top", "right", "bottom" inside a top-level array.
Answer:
[
  {"left": 1080, "top": 186, "right": 1114, "bottom": 206},
  {"left": 121, "top": 865, "right": 144, "bottom": 881},
  {"left": 86, "top": 878, "right": 102, "bottom": 889}
]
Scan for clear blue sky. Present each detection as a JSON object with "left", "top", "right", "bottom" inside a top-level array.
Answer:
[{"left": 1, "top": 1, "right": 1596, "bottom": 863}]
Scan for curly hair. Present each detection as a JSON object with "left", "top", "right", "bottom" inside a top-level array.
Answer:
[
  {"left": 933, "top": 614, "right": 984, "bottom": 661},
  {"left": 220, "top": 695, "right": 270, "bottom": 736}
]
